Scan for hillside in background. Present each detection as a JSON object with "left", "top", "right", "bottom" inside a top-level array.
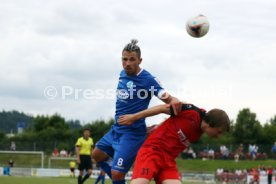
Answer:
[
  {"left": 0, "top": 110, "right": 83, "bottom": 134},
  {"left": 0, "top": 110, "right": 34, "bottom": 133}
]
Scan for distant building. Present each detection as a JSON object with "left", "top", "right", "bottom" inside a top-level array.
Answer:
[{"left": 17, "top": 122, "right": 25, "bottom": 134}]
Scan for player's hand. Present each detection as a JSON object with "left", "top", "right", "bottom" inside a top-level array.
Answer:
[
  {"left": 147, "top": 124, "right": 159, "bottom": 134},
  {"left": 118, "top": 114, "right": 135, "bottom": 126},
  {"left": 77, "top": 157, "right": 81, "bottom": 165},
  {"left": 170, "top": 98, "right": 182, "bottom": 115}
]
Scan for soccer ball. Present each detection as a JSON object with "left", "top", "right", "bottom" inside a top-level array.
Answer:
[{"left": 186, "top": 15, "right": 209, "bottom": 38}]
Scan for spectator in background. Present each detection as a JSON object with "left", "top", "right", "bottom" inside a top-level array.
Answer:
[
  {"left": 272, "top": 142, "right": 276, "bottom": 159},
  {"left": 52, "top": 148, "right": 59, "bottom": 157},
  {"left": 203, "top": 147, "right": 208, "bottom": 153},
  {"left": 234, "top": 152, "right": 239, "bottom": 162},
  {"left": 248, "top": 144, "right": 253, "bottom": 153},
  {"left": 182, "top": 147, "right": 196, "bottom": 159},
  {"left": 67, "top": 150, "right": 72, "bottom": 157},
  {"left": 60, "top": 148, "right": 68, "bottom": 157},
  {"left": 220, "top": 145, "right": 229, "bottom": 159},
  {"left": 250, "top": 168, "right": 260, "bottom": 184},
  {"left": 259, "top": 165, "right": 267, "bottom": 176},
  {"left": 251, "top": 144, "right": 258, "bottom": 160},
  {"left": 220, "top": 145, "right": 225, "bottom": 156},
  {"left": 235, "top": 144, "right": 244, "bottom": 162},
  {"left": 208, "top": 149, "right": 215, "bottom": 160},
  {"left": 8, "top": 159, "right": 14, "bottom": 167},
  {"left": 273, "top": 168, "right": 276, "bottom": 182},
  {"left": 267, "top": 166, "right": 273, "bottom": 184},
  {"left": 235, "top": 169, "right": 242, "bottom": 175},
  {"left": 187, "top": 147, "right": 196, "bottom": 159},
  {"left": 3, "top": 166, "right": 10, "bottom": 176},
  {"left": 216, "top": 168, "right": 224, "bottom": 182},
  {"left": 202, "top": 145, "right": 209, "bottom": 160},
  {"left": 254, "top": 145, "right": 258, "bottom": 157},
  {"left": 238, "top": 144, "right": 244, "bottom": 159},
  {"left": 3, "top": 159, "right": 14, "bottom": 176},
  {"left": 217, "top": 168, "right": 224, "bottom": 175},
  {"left": 10, "top": 141, "right": 16, "bottom": 151}
]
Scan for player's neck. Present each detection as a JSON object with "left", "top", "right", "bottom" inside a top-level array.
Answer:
[
  {"left": 135, "top": 67, "right": 142, "bottom": 75},
  {"left": 126, "top": 67, "right": 142, "bottom": 76}
]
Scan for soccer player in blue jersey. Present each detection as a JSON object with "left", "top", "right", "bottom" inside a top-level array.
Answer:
[{"left": 92, "top": 39, "right": 181, "bottom": 184}]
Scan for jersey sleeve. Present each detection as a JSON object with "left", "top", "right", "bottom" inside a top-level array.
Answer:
[
  {"left": 149, "top": 77, "right": 166, "bottom": 99},
  {"left": 75, "top": 138, "right": 82, "bottom": 147}
]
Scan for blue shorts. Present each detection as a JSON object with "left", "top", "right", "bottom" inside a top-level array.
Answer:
[{"left": 96, "top": 128, "right": 146, "bottom": 173}]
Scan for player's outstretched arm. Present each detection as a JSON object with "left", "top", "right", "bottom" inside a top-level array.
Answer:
[
  {"left": 160, "top": 92, "right": 182, "bottom": 115},
  {"left": 118, "top": 104, "right": 172, "bottom": 126}
]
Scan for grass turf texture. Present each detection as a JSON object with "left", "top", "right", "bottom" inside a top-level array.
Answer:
[
  {"left": 0, "top": 153, "right": 275, "bottom": 171},
  {"left": 0, "top": 176, "right": 205, "bottom": 184}
]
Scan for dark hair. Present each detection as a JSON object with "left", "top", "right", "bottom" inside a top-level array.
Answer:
[
  {"left": 83, "top": 127, "right": 90, "bottom": 132},
  {"left": 204, "top": 109, "right": 230, "bottom": 132},
  {"left": 122, "top": 39, "right": 141, "bottom": 58}
]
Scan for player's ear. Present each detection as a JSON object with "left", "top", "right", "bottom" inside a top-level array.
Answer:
[{"left": 139, "top": 58, "right": 142, "bottom": 64}]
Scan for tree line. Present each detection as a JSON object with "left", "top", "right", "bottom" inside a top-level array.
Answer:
[{"left": 0, "top": 108, "right": 276, "bottom": 154}]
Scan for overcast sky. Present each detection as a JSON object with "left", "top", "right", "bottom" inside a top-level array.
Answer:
[{"left": 0, "top": 0, "right": 275, "bottom": 125}]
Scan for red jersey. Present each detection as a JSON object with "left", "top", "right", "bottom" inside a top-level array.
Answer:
[
  {"left": 143, "top": 104, "right": 205, "bottom": 158},
  {"left": 268, "top": 168, "right": 273, "bottom": 175}
]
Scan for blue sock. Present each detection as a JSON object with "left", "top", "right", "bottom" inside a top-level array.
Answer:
[
  {"left": 101, "top": 175, "right": 105, "bottom": 184},
  {"left": 112, "top": 180, "right": 126, "bottom": 184},
  {"left": 98, "top": 162, "right": 112, "bottom": 178},
  {"left": 95, "top": 175, "right": 101, "bottom": 184}
]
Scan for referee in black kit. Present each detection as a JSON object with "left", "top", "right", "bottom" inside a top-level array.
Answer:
[{"left": 76, "top": 128, "right": 94, "bottom": 184}]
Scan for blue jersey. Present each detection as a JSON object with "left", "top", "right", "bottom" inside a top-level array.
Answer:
[{"left": 114, "top": 69, "right": 165, "bottom": 134}]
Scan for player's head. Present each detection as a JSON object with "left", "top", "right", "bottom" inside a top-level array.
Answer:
[
  {"left": 122, "top": 39, "right": 142, "bottom": 76},
  {"left": 83, "top": 127, "right": 90, "bottom": 138},
  {"left": 201, "top": 109, "right": 230, "bottom": 138}
]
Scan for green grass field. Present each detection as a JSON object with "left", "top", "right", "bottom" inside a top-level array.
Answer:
[
  {"left": 1, "top": 177, "right": 104, "bottom": 184},
  {"left": 0, "top": 176, "right": 207, "bottom": 184},
  {"left": 1, "top": 154, "right": 275, "bottom": 184},
  {"left": 1, "top": 153, "right": 275, "bottom": 171}
]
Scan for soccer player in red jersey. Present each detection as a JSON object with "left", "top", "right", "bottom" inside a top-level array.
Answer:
[{"left": 119, "top": 103, "right": 230, "bottom": 184}]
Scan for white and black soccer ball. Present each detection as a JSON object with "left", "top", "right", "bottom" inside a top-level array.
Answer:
[{"left": 186, "top": 15, "right": 210, "bottom": 38}]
